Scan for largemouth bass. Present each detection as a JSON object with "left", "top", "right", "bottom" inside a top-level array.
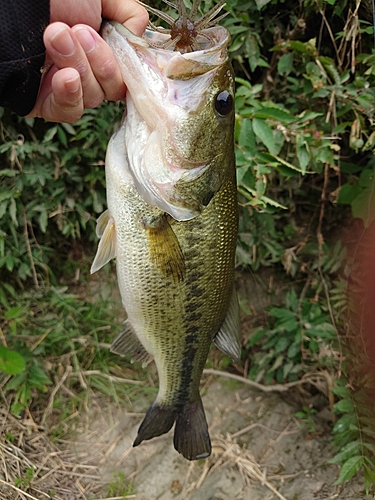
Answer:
[{"left": 91, "top": 0, "right": 240, "bottom": 461}]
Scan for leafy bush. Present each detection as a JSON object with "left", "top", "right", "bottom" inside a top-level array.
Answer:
[{"left": 0, "top": 103, "right": 122, "bottom": 285}]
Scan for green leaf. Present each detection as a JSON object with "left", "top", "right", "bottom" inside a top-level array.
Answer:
[
  {"left": 333, "top": 398, "right": 354, "bottom": 414},
  {"left": 331, "top": 385, "right": 350, "bottom": 398},
  {"left": 38, "top": 209, "right": 48, "bottom": 233},
  {"left": 273, "top": 155, "right": 305, "bottom": 173},
  {"left": 362, "top": 427, "right": 375, "bottom": 439},
  {"left": 351, "top": 176, "right": 375, "bottom": 227},
  {"left": 43, "top": 126, "right": 57, "bottom": 142},
  {"left": 245, "top": 34, "right": 265, "bottom": 72},
  {"left": 253, "top": 118, "right": 276, "bottom": 154},
  {"left": 255, "top": 0, "right": 272, "bottom": 10},
  {"left": 28, "top": 365, "right": 52, "bottom": 387},
  {"left": 9, "top": 198, "right": 18, "bottom": 227},
  {"left": 364, "top": 464, "right": 375, "bottom": 494},
  {"left": 296, "top": 134, "right": 310, "bottom": 173},
  {"left": 253, "top": 107, "right": 295, "bottom": 124},
  {"left": 61, "top": 122, "right": 76, "bottom": 136},
  {"left": 0, "top": 169, "right": 18, "bottom": 177},
  {"left": 334, "top": 456, "right": 364, "bottom": 484},
  {"left": 275, "top": 336, "right": 290, "bottom": 353},
  {"left": 247, "top": 328, "right": 267, "bottom": 347},
  {"left": 297, "top": 110, "right": 323, "bottom": 121},
  {"left": 337, "top": 184, "right": 363, "bottom": 205},
  {"left": 287, "top": 342, "right": 300, "bottom": 359},
  {"left": 327, "top": 441, "right": 361, "bottom": 464},
  {"left": 239, "top": 118, "right": 256, "bottom": 151},
  {"left": 57, "top": 126, "right": 68, "bottom": 147},
  {"left": 6, "top": 372, "right": 27, "bottom": 390},
  {"left": 0, "top": 346, "right": 26, "bottom": 375},
  {"left": 5, "top": 306, "right": 24, "bottom": 319},
  {"left": 278, "top": 53, "right": 293, "bottom": 75}
]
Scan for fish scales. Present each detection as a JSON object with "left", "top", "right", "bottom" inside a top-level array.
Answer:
[{"left": 92, "top": 0, "right": 241, "bottom": 460}]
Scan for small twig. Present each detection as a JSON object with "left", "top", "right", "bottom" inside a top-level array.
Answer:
[
  {"left": 27, "top": 487, "right": 50, "bottom": 499},
  {"left": 42, "top": 365, "right": 72, "bottom": 425},
  {"left": 23, "top": 210, "right": 38, "bottom": 288},
  {"left": 36, "top": 468, "right": 100, "bottom": 480},
  {"left": 203, "top": 369, "right": 327, "bottom": 392},
  {"left": 69, "top": 370, "right": 144, "bottom": 385},
  {"left": 231, "top": 422, "right": 295, "bottom": 439},
  {"left": 0, "top": 479, "right": 39, "bottom": 500},
  {"left": 314, "top": 0, "right": 339, "bottom": 66},
  {"left": 30, "top": 327, "right": 53, "bottom": 352},
  {"left": 297, "top": 275, "right": 312, "bottom": 360},
  {"left": 316, "top": 163, "right": 343, "bottom": 377}
]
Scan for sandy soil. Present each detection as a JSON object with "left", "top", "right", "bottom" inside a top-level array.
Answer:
[{"left": 71, "top": 377, "right": 370, "bottom": 500}]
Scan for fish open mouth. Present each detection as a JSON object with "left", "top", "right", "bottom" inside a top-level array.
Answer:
[{"left": 101, "top": 16, "right": 232, "bottom": 221}]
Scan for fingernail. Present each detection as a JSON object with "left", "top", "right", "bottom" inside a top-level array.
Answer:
[
  {"left": 65, "top": 75, "right": 80, "bottom": 93},
  {"left": 50, "top": 27, "right": 75, "bottom": 57},
  {"left": 73, "top": 27, "right": 96, "bottom": 54}
]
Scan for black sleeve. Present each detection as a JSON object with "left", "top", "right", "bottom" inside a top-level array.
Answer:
[{"left": 0, "top": 0, "right": 50, "bottom": 116}]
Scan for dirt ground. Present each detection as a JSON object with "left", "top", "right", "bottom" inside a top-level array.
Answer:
[
  {"left": 67, "top": 377, "right": 370, "bottom": 500},
  {"left": 1, "top": 364, "right": 373, "bottom": 500}
]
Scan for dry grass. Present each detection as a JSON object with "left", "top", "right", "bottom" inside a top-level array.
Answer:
[
  {"left": 0, "top": 401, "right": 106, "bottom": 500},
  {"left": 0, "top": 376, "right": 140, "bottom": 500}
]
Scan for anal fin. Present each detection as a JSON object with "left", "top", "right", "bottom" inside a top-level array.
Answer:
[
  {"left": 213, "top": 286, "right": 241, "bottom": 363},
  {"left": 110, "top": 319, "right": 152, "bottom": 366}
]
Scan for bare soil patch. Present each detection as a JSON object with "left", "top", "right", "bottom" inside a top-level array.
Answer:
[{"left": 1, "top": 375, "right": 370, "bottom": 500}]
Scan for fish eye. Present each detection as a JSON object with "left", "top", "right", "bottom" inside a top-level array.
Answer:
[{"left": 214, "top": 90, "right": 233, "bottom": 116}]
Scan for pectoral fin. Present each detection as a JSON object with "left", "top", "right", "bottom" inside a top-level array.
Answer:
[
  {"left": 110, "top": 319, "right": 152, "bottom": 366},
  {"left": 90, "top": 211, "right": 116, "bottom": 274},
  {"left": 95, "top": 209, "right": 110, "bottom": 238},
  {"left": 145, "top": 214, "right": 185, "bottom": 283},
  {"left": 213, "top": 287, "right": 241, "bottom": 363}
]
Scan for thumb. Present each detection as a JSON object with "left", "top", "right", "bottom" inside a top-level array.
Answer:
[{"left": 29, "top": 67, "right": 84, "bottom": 123}]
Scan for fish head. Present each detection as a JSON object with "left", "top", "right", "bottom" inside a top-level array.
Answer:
[{"left": 102, "top": 22, "right": 235, "bottom": 221}]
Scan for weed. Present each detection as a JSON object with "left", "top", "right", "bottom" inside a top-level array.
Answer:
[
  {"left": 295, "top": 405, "right": 318, "bottom": 433},
  {"left": 15, "top": 467, "right": 35, "bottom": 489},
  {"left": 106, "top": 472, "right": 136, "bottom": 498}
]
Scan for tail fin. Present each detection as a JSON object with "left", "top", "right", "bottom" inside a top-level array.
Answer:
[
  {"left": 133, "top": 397, "right": 212, "bottom": 461},
  {"left": 174, "top": 397, "right": 211, "bottom": 461},
  {"left": 133, "top": 403, "right": 176, "bottom": 447}
]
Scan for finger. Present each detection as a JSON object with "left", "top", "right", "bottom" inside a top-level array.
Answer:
[
  {"left": 72, "top": 25, "right": 126, "bottom": 102},
  {"left": 50, "top": 0, "right": 102, "bottom": 30},
  {"left": 103, "top": 0, "right": 149, "bottom": 36},
  {"left": 28, "top": 67, "right": 84, "bottom": 123},
  {"left": 44, "top": 22, "right": 105, "bottom": 109}
]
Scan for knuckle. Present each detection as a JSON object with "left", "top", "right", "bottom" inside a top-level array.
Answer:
[
  {"left": 84, "top": 94, "right": 103, "bottom": 109},
  {"left": 95, "top": 58, "right": 118, "bottom": 82},
  {"left": 137, "top": 8, "right": 150, "bottom": 29}
]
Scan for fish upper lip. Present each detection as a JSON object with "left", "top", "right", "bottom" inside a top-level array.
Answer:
[{"left": 108, "top": 20, "right": 230, "bottom": 54}]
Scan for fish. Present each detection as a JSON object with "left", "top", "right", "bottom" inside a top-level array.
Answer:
[{"left": 91, "top": 0, "right": 241, "bottom": 461}]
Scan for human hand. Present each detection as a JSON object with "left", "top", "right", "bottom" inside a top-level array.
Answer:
[{"left": 29, "top": 0, "right": 148, "bottom": 123}]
